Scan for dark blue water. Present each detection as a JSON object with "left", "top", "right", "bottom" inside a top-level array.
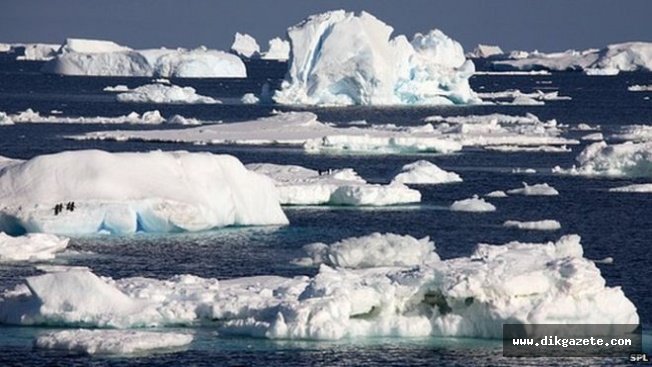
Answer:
[{"left": 0, "top": 60, "right": 651, "bottom": 366}]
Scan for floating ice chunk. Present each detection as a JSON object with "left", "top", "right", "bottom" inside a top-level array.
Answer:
[
  {"left": 35, "top": 329, "right": 193, "bottom": 355},
  {"left": 6, "top": 108, "right": 166, "bottom": 124},
  {"left": 116, "top": 84, "right": 219, "bottom": 104},
  {"left": 166, "top": 115, "right": 202, "bottom": 126},
  {"left": 574, "top": 123, "right": 600, "bottom": 131},
  {"left": 330, "top": 183, "right": 421, "bottom": 206},
  {"left": 391, "top": 160, "right": 462, "bottom": 185},
  {"left": 508, "top": 96, "right": 545, "bottom": 106},
  {"left": 610, "top": 125, "right": 652, "bottom": 142},
  {"left": 274, "top": 10, "right": 479, "bottom": 106},
  {"left": 553, "top": 141, "right": 652, "bottom": 177},
  {"left": 609, "top": 184, "right": 652, "bottom": 193},
  {"left": 241, "top": 93, "right": 260, "bottom": 104},
  {"left": 14, "top": 43, "right": 60, "bottom": 60},
  {"left": 478, "top": 89, "right": 570, "bottom": 103},
  {"left": 628, "top": 85, "right": 652, "bottom": 92},
  {"left": 485, "top": 190, "right": 507, "bottom": 198},
  {"left": 474, "top": 70, "right": 550, "bottom": 75},
  {"left": 0, "top": 150, "right": 288, "bottom": 235},
  {"left": 511, "top": 168, "right": 537, "bottom": 174},
  {"left": 295, "top": 232, "right": 439, "bottom": 268},
  {"left": 0, "top": 232, "right": 69, "bottom": 261},
  {"left": 261, "top": 37, "right": 290, "bottom": 60},
  {"left": 58, "top": 38, "right": 131, "bottom": 54},
  {"left": 581, "top": 133, "right": 604, "bottom": 141},
  {"left": 230, "top": 33, "right": 260, "bottom": 58},
  {"left": 503, "top": 220, "right": 561, "bottom": 231},
  {"left": 0, "top": 235, "right": 637, "bottom": 339},
  {"left": 450, "top": 195, "right": 496, "bottom": 212},
  {"left": 103, "top": 85, "right": 130, "bottom": 92},
  {"left": 507, "top": 182, "right": 559, "bottom": 196},
  {"left": 467, "top": 44, "right": 503, "bottom": 58},
  {"left": 0, "top": 112, "right": 14, "bottom": 125},
  {"left": 484, "top": 145, "right": 571, "bottom": 153},
  {"left": 584, "top": 68, "right": 619, "bottom": 76}
]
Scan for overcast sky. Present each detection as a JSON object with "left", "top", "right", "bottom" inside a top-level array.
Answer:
[{"left": 1, "top": 0, "right": 650, "bottom": 53}]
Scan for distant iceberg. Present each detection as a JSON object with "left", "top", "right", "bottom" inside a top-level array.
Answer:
[
  {"left": 42, "top": 38, "right": 247, "bottom": 78},
  {"left": 230, "top": 32, "right": 260, "bottom": 58},
  {"left": 0, "top": 150, "right": 288, "bottom": 235},
  {"left": 391, "top": 160, "right": 462, "bottom": 185},
  {"left": 274, "top": 10, "right": 479, "bottom": 106}
]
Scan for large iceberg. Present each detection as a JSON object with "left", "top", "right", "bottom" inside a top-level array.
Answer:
[
  {"left": 0, "top": 234, "right": 637, "bottom": 339},
  {"left": 273, "top": 10, "right": 479, "bottom": 106},
  {"left": 554, "top": 141, "right": 652, "bottom": 177},
  {"left": 246, "top": 163, "right": 420, "bottom": 206},
  {"left": 0, "top": 150, "right": 288, "bottom": 235},
  {"left": 42, "top": 38, "right": 246, "bottom": 78},
  {"left": 230, "top": 32, "right": 260, "bottom": 58}
]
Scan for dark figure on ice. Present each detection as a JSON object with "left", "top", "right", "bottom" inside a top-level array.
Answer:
[
  {"left": 66, "top": 202, "right": 75, "bottom": 212},
  {"left": 54, "top": 203, "right": 63, "bottom": 215}
]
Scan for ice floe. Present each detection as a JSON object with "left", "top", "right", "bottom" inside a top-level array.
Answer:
[
  {"left": 628, "top": 85, "right": 652, "bottom": 92},
  {"left": 477, "top": 89, "right": 571, "bottom": 104},
  {"left": 0, "top": 234, "right": 637, "bottom": 339},
  {"left": 391, "top": 160, "right": 462, "bottom": 185},
  {"left": 0, "top": 150, "right": 288, "bottom": 235},
  {"left": 116, "top": 84, "right": 219, "bottom": 104},
  {"left": 450, "top": 195, "right": 496, "bottom": 212},
  {"left": 507, "top": 182, "right": 559, "bottom": 196},
  {"left": 103, "top": 85, "right": 131, "bottom": 92},
  {"left": 43, "top": 38, "right": 246, "bottom": 78},
  {"left": 294, "top": 232, "right": 439, "bottom": 268},
  {"left": 241, "top": 93, "right": 260, "bottom": 104},
  {"left": 581, "top": 133, "right": 604, "bottom": 142},
  {"left": 1, "top": 109, "right": 169, "bottom": 124},
  {"left": 35, "top": 329, "right": 193, "bottom": 354},
  {"left": 274, "top": 10, "right": 479, "bottom": 106},
  {"left": 467, "top": 44, "right": 503, "bottom": 59},
  {"left": 584, "top": 68, "right": 620, "bottom": 76},
  {"left": 0, "top": 232, "right": 69, "bottom": 261},
  {"left": 553, "top": 141, "right": 652, "bottom": 177},
  {"left": 230, "top": 33, "right": 260, "bottom": 58},
  {"left": 485, "top": 190, "right": 508, "bottom": 198},
  {"left": 484, "top": 145, "right": 571, "bottom": 153},
  {"left": 261, "top": 37, "right": 290, "bottom": 60},
  {"left": 503, "top": 220, "right": 561, "bottom": 231},
  {"left": 0, "top": 112, "right": 14, "bottom": 125},
  {"left": 609, "top": 184, "right": 652, "bottom": 193}
]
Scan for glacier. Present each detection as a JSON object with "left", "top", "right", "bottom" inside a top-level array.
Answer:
[
  {"left": 42, "top": 38, "right": 246, "bottom": 78},
  {"left": 0, "top": 234, "right": 637, "bottom": 339},
  {"left": 273, "top": 10, "right": 479, "bottom": 106},
  {"left": 0, "top": 150, "right": 288, "bottom": 235}
]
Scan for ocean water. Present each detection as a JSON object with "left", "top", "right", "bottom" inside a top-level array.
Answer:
[{"left": 0, "top": 60, "right": 651, "bottom": 366}]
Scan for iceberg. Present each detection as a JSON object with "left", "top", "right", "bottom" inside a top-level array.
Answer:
[
  {"left": 261, "top": 37, "right": 290, "bottom": 60},
  {"left": 35, "top": 329, "right": 193, "bottom": 355},
  {"left": 42, "top": 38, "right": 246, "bottom": 78},
  {"left": 503, "top": 220, "right": 561, "bottom": 231},
  {"left": 241, "top": 93, "right": 260, "bottom": 104},
  {"left": 230, "top": 33, "right": 260, "bottom": 58},
  {"left": 450, "top": 195, "right": 496, "bottom": 212},
  {"left": 2, "top": 108, "right": 167, "bottom": 124},
  {"left": 0, "top": 150, "right": 288, "bottom": 235},
  {"left": 0, "top": 234, "right": 637, "bottom": 339},
  {"left": 273, "top": 10, "right": 479, "bottom": 106},
  {"left": 391, "top": 160, "right": 462, "bottom": 185},
  {"left": 485, "top": 190, "right": 507, "bottom": 198},
  {"left": 294, "top": 232, "right": 439, "bottom": 268},
  {"left": 116, "top": 84, "right": 220, "bottom": 104},
  {"left": 553, "top": 141, "right": 652, "bottom": 177},
  {"left": 507, "top": 182, "right": 559, "bottom": 196},
  {"left": 467, "top": 44, "right": 503, "bottom": 59},
  {"left": 609, "top": 184, "right": 652, "bottom": 193},
  {"left": 247, "top": 163, "right": 420, "bottom": 206},
  {"left": 0, "top": 232, "right": 69, "bottom": 261},
  {"left": 0, "top": 112, "right": 14, "bottom": 126},
  {"left": 628, "top": 85, "right": 652, "bottom": 92}
]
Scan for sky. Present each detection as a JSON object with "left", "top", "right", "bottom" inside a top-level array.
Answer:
[{"left": 1, "top": 0, "right": 650, "bottom": 53}]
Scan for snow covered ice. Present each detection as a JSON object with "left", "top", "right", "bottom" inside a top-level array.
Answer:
[
  {"left": 609, "top": 184, "right": 652, "bottom": 193},
  {"left": 507, "top": 182, "right": 559, "bottom": 196},
  {"left": 391, "top": 160, "right": 462, "bottom": 185},
  {"left": 247, "top": 163, "right": 421, "bottom": 206},
  {"left": 0, "top": 232, "right": 69, "bottom": 261},
  {"left": 261, "top": 37, "right": 290, "bottom": 60},
  {"left": 554, "top": 141, "right": 652, "bottom": 177},
  {"left": 273, "top": 10, "right": 479, "bottom": 106},
  {"left": 503, "top": 220, "right": 562, "bottom": 231},
  {"left": 116, "top": 84, "right": 220, "bottom": 104},
  {"left": 0, "top": 150, "right": 288, "bottom": 235},
  {"left": 42, "top": 38, "right": 247, "bottom": 78},
  {"left": 35, "top": 329, "right": 193, "bottom": 355},
  {"left": 0, "top": 108, "right": 194, "bottom": 125},
  {"left": 230, "top": 33, "right": 260, "bottom": 58},
  {"left": 450, "top": 195, "right": 496, "bottom": 212},
  {"left": 0, "top": 234, "right": 637, "bottom": 340}
]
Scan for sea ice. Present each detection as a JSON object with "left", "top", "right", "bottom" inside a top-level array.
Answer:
[
  {"left": 584, "top": 68, "right": 620, "bottom": 76},
  {"left": 484, "top": 145, "right": 571, "bottom": 153},
  {"left": 230, "top": 33, "right": 260, "bottom": 58},
  {"left": 14, "top": 43, "right": 59, "bottom": 61},
  {"left": 610, "top": 125, "right": 652, "bottom": 142},
  {"left": 581, "top": 133, "right": 604, "bottom": 142},
  {"left": 467, "top": 44, "right": 503, "bottom": 58},
  {"left": 294, "top": 232, "right": 439, "bottom": 268},
  {"left": 0, "top": 112, "right": 14, "bottom": 125},
  {"left": 274, "top": 10, "right": 479, "bottom": 106},
  {"left": 485, "top": 190, "right": 508, "bottom": 198},
  {"left": 116, "top": 84, "right": 219, "bottom": 104},
  {"left": 0, "top": 234, "right": 637, "bottom": 339},
  {"left": 450, "top": 195, "right": 496, "bottom": 212},
  {"left": 553, "top": 141, "right": 652, "bottom": 177},
  {"left": 1, "top": 109, "right": 169, "bottom": 125},
  {"left": 391, "top": 160, "right": 462, "bottom": 185},
  {"left": 35, "top": 329, "right": 193, "bottom": 354},
  {"left": 103, "top": 85, "right": 130, "bottom": 92},
  {"left": 261, "top": 38, "right": 290, "bottom": 60},
  {"left": 241, "top": 93, "right": 260, "bottom": 104},
  {"left": 628, "top": 85, "right": 652, "bottom": 92},
  {"left": 0, "top": 232, "right": 69, "bottom": 261},
  {"left": 609, "top": 184, "right": 652, "bottom": 193},
  {"left": 503, "top": 220, "right": 561, "bottom": 231},
  {"left": 507, "top": 182, "right": 559, "bottom": 196},
  {"left": 0, "top": 150, "right": 288, "bottom": 235}
]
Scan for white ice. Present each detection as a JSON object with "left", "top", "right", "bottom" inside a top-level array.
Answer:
[
  {"left": 230, "top": 33, "right": 260, "bottom": 58},
  {"left": 507, "top": 182, "right": 559, "bottom": 196},
  {"left": 503, "top": 220, "right": 561, "bottom": 231},
  {"left": 0, "top": 150, "right": 288, "bottom": 235},
  {"left": 274, "top": 10, "right": 479, "bottom": 106},
  {"left": 35, "top": 329, "right": 193, "bottom": 354},
  {"left": 609, "top": 184, "right": 652, "bottom": 193},
  {"left": 0, "top": 234, "right": 637, "bottom": 340},
  {"left": 450, "top": 195, "right": 496, "bottom": 212},
  {"left": 261, "top": 38, "right": 290, "bottom": 60},
  {"left": 467, "top": 44, "right": 503, "bottom": 58},
  {"left": 43, "top": 39, "right": 246, "bottom": 78},
  {"left": 477, "top": 89, "right": 571, "bottom": 103},
  {"left": 241, "top": 93, "right": 260, "bottom": 104},
  {"left": 584, "top": 68, "right": 620, "bottom": 76},
  {"left": 485, "top": 190, "right": 508, "bottom": 198},
  {"left": 3, "top": 108, "right": 167, "bottom": 124},
  {"left": 103, "top": 85, "right": 130, "bottom": 92},
  {"left": 581, "top": 133, "right": 604, "bottom": 142},
  {"left": 247, "top": 163, "right": 420, "bottom": 206},
  {"left": 483, "top": 145, "right": 571, "bottom": 153},
  {"left": 0, "top": 232, "right": 69, "bottom": 261},
  {"left": 0, "top": 112, "right": 14, "bottom": 125},
  {"left": 13, "top": 43, "right": 60, "bottom": 61},
  {"left": 116, "top": 84, "right": 219, "bottom": 104},
  {"left": 553, "top": 141, "right": 652, "bottom": 177},
  {"left": 610, "top": 125, "right": 652, "bottom": 142},
  {"left": 294, "top": 232, "right": 439, "bottom": 268},
  {"left": 628, "top": 85, "right": 652, "bottom": 92},
  {"left": 391, "top": 160, "right": 462, "bottom": 185}
]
